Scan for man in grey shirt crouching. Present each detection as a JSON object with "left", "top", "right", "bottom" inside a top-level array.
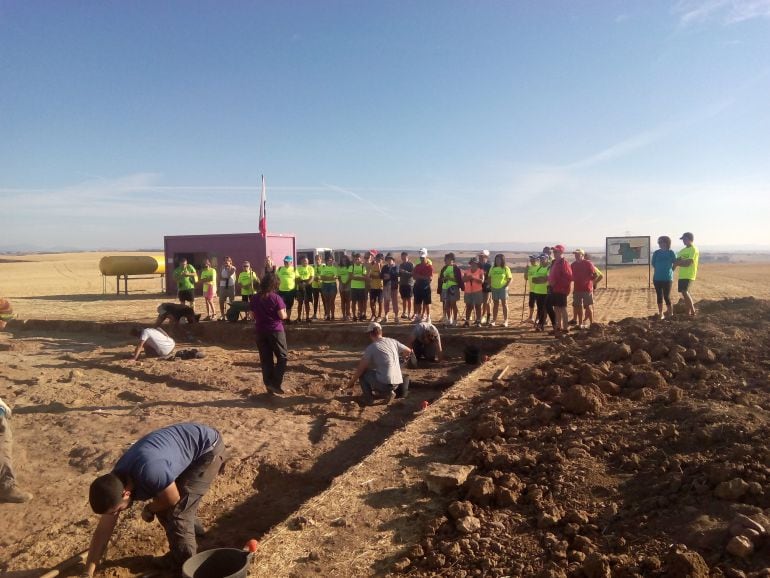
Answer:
[{"left": 348, "top": 322, "right": 412, "bottom": 405}]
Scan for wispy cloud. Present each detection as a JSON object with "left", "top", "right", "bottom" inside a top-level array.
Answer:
[
  {"left": 322, "top": 183, "right": 393, "bottom": 218},
  {"left": 674, "top": 0, "right": 770, "bottom": 25}
]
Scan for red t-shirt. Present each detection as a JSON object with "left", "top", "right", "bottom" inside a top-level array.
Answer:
[
  {"left": 413, "top": 262, "right": 434, "bottom": 291},
  {"left": 571, "top": 260, "right": 596, "bottom": 293},
  {"left": 547, "top": 258, "right": 573, "bottom": 295}
]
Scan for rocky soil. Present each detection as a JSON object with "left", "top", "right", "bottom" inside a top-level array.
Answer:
[{"left": 397, "top": 298, "right": 770, "bottom": 578}]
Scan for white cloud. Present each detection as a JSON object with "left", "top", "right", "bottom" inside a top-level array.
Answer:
[{"left": 674, "top": 0, "right": 770, "bottom": 25}]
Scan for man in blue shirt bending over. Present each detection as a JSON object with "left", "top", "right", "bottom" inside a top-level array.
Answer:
[{"left": 83, "top": 423, "right": 226, "bottom": 576}]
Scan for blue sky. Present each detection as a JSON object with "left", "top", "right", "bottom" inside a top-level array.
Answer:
[{"left": 2, "top": 1, "right": 770, "bottom": 251}]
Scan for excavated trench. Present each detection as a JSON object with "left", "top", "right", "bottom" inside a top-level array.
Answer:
[{"left": 5, "top": 320, "right": 517, "bottom": 574}]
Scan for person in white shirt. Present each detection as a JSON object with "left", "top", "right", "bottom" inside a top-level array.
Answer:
[
  {"left": 130, "top": 327, "right": 176, "bottom": 361},
  {"left": 218, "top": 256, "right": 237, "bottom": 321}
]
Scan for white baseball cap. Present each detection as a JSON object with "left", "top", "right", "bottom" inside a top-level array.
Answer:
[
  {"left": 480, "top": 249, "right": 490, "bottom": 257},
  {"left": 419, "top": 248, "right": 428, "bottom": 257}
]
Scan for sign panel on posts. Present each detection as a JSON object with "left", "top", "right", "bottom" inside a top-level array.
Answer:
[{"left": 604, "top": 236, "right": 651, "bottom": 288}]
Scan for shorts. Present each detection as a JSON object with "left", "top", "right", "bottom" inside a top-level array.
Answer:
[
  {"left": 464, "top": 292, "right": 483, "bottom": 306},
  {"left": 441, "top": 285, "right": 460, "bottom": 303},
  {"left": 548, "top": 292, "right": 568, "bottom": 308},
  {"left": 399, "top": 285, "right": 413, "bottom": 299},
  {"left": 219, "top": 286, "right": 235, "bottom": 302},
  {"left": 241, "top": 294, "right": 252, "bottom": 302},
  {"left": 491, "top": 287, "right": 508, "bottom": 301},
  {"left": 369, "top": 288, "right": 383, "bottom": 302},
  {"left": 296, "top": 283, "right": 312, "bottom": 302},
  {"left": 351, "top": 288, "right": 367, "bottom": 302},
  {"left": 383, "top": 286, "right": 397, "bottom": 304},
  {"left": 678, "top": 279, "right": 694, "bottom": 292},
  {"left": 178, "top": 289, "right": 194, "bottom": 303},
  {"left": 322, "top": 283, "right": 338, "bottom": 296},
  {"left": 414, "top": 286, "right": 432, "bottom": 306},
  {"left": 572, "top": 292, "right": 594, "bottom": 307}
]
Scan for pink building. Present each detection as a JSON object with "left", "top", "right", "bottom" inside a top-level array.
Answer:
[{"left": 163, "top": 232, "right": 295, "bottom": 295}]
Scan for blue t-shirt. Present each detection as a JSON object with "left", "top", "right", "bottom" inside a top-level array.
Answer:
[
  {"left": 651, "top": 249, "right": 676, "bottom": 282},
  {"left": 113, "top": 423, "right": 219, "bottom": 501}
]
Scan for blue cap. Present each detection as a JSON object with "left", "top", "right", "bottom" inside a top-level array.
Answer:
[{"left": 284, "top": 255, "right": 293, "bottom": 262}]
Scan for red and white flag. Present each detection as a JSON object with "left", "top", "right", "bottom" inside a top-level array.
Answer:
[{"left": 258, "top": 174, "right": 267, "bottom": 238}]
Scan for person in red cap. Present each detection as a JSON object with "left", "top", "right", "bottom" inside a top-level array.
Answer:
[{"left": 546, "top": 245, "right": 573, "bottom": 336}]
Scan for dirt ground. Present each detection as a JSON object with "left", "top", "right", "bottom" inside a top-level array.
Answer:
[{"left": 1, "top": 252, "right": 770, "bottom": 577}]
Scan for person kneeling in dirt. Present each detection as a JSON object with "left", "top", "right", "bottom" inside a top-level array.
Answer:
[
  {"left": 130, "top": 326, "right": 176, "bottom": 361},
  {"left": 405, "top": 321, "right": 443, "bottom": 367},
  {"left": 83, "top": 423, "right": 226, "bottom": 577},
  {"left": 154, "top": 302, "right": 201, "bottom": 326},
  {"left": 348, "top": 322, "right": 412, "bottom": 404},
  {"left": 0, "top": 397, "right": 33, "bottom": 503}
]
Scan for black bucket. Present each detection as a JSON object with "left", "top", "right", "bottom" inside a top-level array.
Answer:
[
  {"left": 182, "top": 548, "right": 253, "bottom": 578},
  {"left": 464, "top": 345, "right": 481, "bottom": 365}
]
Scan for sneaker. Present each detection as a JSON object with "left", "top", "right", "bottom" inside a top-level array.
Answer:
[
  {"left": 400, "top": 314, "right": 408, "bottom": 320},
  {"left": 473, "top": 321, "right": 481, "bottom": 328},
  {"left": 503, "top": 320, "right": 509, "bottom": 328},
  {"left": 361, "top": 391, "right": 375, "bottom": 406},
  {"left": 0, "top": 486, "right": 33, "bottom": 503},
  {"left": 394, "top": 317, "right": 400, "bottom": 324},
  {"left": 266, "top": 385, "right": 286, "bottom": 395},
  {"left": 312, "top": 314, "right": 318, "bottom": 320},
  {"left": 462, "top": 321, "right": 469, "bottom": 327},
  {"left": 489, "top": 321, "right": 496, "bottom": 327},
  {"left": 568, "top": 319, "right": 577, "bottom": 326}
]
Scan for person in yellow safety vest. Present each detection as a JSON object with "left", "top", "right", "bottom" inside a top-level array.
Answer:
[
  {"left": 368, "top": 253, "right": 385, "bottom": 322},
  {"left": 488, "top": 254, "right": 513, "bottom": 327},
  {"left": 295, "top": 256, "right": 315, "bottom": 323},
  {"left": 337, "top": 254, "right": 353, "bottom": 321},
  {"left": 310, "top": 253, "right": 323, "bottom": 320},
  {"left": 350, "top": 252, "right": 369, "bottom": 322},
  {"left": 674, "top": 231, "right": 699, "bottom": 317},
  {"left": 173, "top": 258, "right": 198, "bottom": 309},
  {"left": 237, "top": 261, "right": 259, "bottom": 322},
  {"left": 277, "top": 256, "right": 297, "bottom": 323},
  {"left": 524, "top": 254, "right": 539, "bottom": 324},
  {"left": 437, "top": 252, "right": 463, "bottom": 327},
  {"left": 531, "top": 254, "right": 550, "bottom": 332},
  {"left": 199, "top": 259, "right": 217, "bottom": 321},
  {"left": 319, "top": 254, "right": 339, "bottom": 321}
]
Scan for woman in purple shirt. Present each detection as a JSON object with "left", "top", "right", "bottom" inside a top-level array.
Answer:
[{"left": 251, "top": 273, "right": 289, "bottom": 394}]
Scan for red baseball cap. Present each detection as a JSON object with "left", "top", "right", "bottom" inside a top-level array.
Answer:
[{"left": 551, "top": 244, "right": 566, "bottom": 252}]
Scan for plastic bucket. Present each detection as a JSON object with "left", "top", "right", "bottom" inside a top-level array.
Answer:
[{"left": 182, "top": 548, "right": 253, "bottom": 578}]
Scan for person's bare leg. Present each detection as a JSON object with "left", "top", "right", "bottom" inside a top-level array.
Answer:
[
  {"left": 585, "top": 305, "right": 593, "bottom": 326},
  {"left": 682, "top": 291, "right": 696, "bottom": 316},
  {"left": 575, "top": 304, "right": 584, "bottom": 326}
]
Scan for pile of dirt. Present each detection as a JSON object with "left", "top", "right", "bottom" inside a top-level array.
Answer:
[{"left": 397, "top": 297, "right": 770, "bottom": 577}]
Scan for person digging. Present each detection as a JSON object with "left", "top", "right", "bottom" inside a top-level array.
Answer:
[
  {"left": 347, "top": 322, "right": 412, "bottom": 405},
  {"left": 83, "top": 423, "right": 226, "bottom": 577}
]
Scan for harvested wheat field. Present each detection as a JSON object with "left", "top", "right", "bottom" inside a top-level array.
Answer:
[{"left": 2, "top": 253, "right": 770, "bottom": 578}]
